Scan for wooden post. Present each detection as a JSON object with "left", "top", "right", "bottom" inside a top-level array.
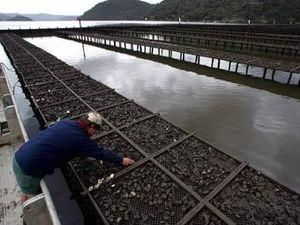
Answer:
[
  {"left": 264, "top": 46, "right": 268, "bottom": 56},
  {"left": 235, "top": 63, "right": 239, "bottom": 73},
  {"left": 228, "top": 61, "right": 232, "bottom": 71},
  {"left": 262, "top": 68, "right": 267, "bottom": 79},
  {"left": 294, "top": 49, "right": 298, "bottom": 57},
  {"left": 271, "top": 69, "right": 276, "bottom": 80},
  {"left": 287, "top": 72, "right": 293, "bottom": 84},
  {"left": 250, "top": 44, "right": 253, "bottom": 52},
  {"left": 211, "top": 58, "right": 214, "bottom": 68},
  {"left": 217, "top": 59, "right": 220, "bottom": 69},
  {"left": 246, "top": 64, "right": 250, "bottom": 75}
]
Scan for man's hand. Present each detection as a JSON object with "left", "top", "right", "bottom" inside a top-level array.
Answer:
[{"left": 122, "top": 158, "right": 135, "bottom": 166}]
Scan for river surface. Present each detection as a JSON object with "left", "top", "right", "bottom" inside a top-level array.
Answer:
[
  {"left": 0, "top": 20, "right": 221, "bottom": 30},
  {"left": 1, "top": 34, "right": 300, "bottom": 194}
]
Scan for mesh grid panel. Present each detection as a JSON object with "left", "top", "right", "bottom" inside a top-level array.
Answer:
[
  {"left": 92, "top": 162, "right": 198, "bottom": 225},
  {"left": 211, "top": 167, "right": 300, "bottom": 225},
  {"left": 61, "top": 166, "right": 103, "bottom": 225},
  {"left": 73, "top": 82, "right": 110, "bottom": 97},
  {"left": 82, "top": 91, "right": 127, "bottom": 109},
  {"left": 156, "top": 136, "right": 239, "bottom": 198},
  {"left": 121, "top": 116, "right": 187, "bottom": 154},
  {"left": 100, "top": 102, "right": 152, "bottom": 127},
  {"left": 24, "top": 75, "right": 57, "bottom": 85},
  {"left": 40, "top": 99, "right": 90, "bottom": 123},
  {"left": 71, "top": 131, "right": 144, "bottom": 187},
  {"left": 29, "top": 82, "right": 64, "bottom": 95},
  {"left": 187, "top": 207, "right": 226, "bottom": 225},
  {"left": 34, "top": 90, "right": 75, "bottom": 108}
]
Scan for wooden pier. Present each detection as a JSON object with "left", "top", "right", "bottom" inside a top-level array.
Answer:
[
  {"left": 59, "top": 31, "right": 300, "bottom": 85},
  {"left": 96, "top": 28, "right": 300, "bottom": 59}
]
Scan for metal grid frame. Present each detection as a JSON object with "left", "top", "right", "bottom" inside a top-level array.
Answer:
[{"left": 0, "top": 33, "right": 299, "bottom": 225}]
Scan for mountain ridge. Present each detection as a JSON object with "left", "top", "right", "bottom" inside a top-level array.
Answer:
[
  {"left": 149, "top": 0, "right": 300, "bottom": 23},
  {"left": 6, "top": 15, "right": 33, "bottom": 21},
  {"left": 0, "top": 13, "right": 78, "bottom": 21},
  {"left": 80, "top": 0, "right": 154, "bottom": 20}
]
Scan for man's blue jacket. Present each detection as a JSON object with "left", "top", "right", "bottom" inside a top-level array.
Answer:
[{"left": 15, "top": 119, "right": 123, "bottom": 178}]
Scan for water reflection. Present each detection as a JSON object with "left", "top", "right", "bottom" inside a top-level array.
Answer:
[
  {"left": 24, "top": 37, "right": 300, "bottom": 193},
  {"left": 0, "top": 20, "right": 177, "bottom": 30}
]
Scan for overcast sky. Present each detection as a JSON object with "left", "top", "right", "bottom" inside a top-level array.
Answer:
[{"left": 0, "top": 0, "right": 163, "bottom": 15}]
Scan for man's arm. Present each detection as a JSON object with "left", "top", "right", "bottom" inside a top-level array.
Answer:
[{"left": 78, "top": 140, "right": 134, "bottom": 166}]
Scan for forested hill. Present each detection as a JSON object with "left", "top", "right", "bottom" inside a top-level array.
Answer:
[
  {"left": 7, "top": 15, "right": 33, "bottom": 21},
  {"left": 149, "top": 0, "right": 300, "bottom": 23},
  {"left": 80, "top": 0, "right": 154, "bottom": 20}
]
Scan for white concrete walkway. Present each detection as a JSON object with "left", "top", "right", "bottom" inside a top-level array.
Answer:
[{"left": 0, "top": 144, "right": 22, "bottom": 225}]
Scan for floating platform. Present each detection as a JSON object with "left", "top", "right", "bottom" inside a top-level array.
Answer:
[
  {"left": 0, "top": 33, "right": 299, "bottom": 225},
  {"left": 59, "top": 31, "right": 300, "bottom": 85}
]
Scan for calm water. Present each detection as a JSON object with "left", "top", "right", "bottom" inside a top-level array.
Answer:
[
  {"left": 16, "top": 36, "right": 299, "bottom": 194},
  {"left": 1, "top": 26, "right": 300, "bottom": 193},
  {"left": 0, "top": 20, "right": 210, "bottom": 30}
]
